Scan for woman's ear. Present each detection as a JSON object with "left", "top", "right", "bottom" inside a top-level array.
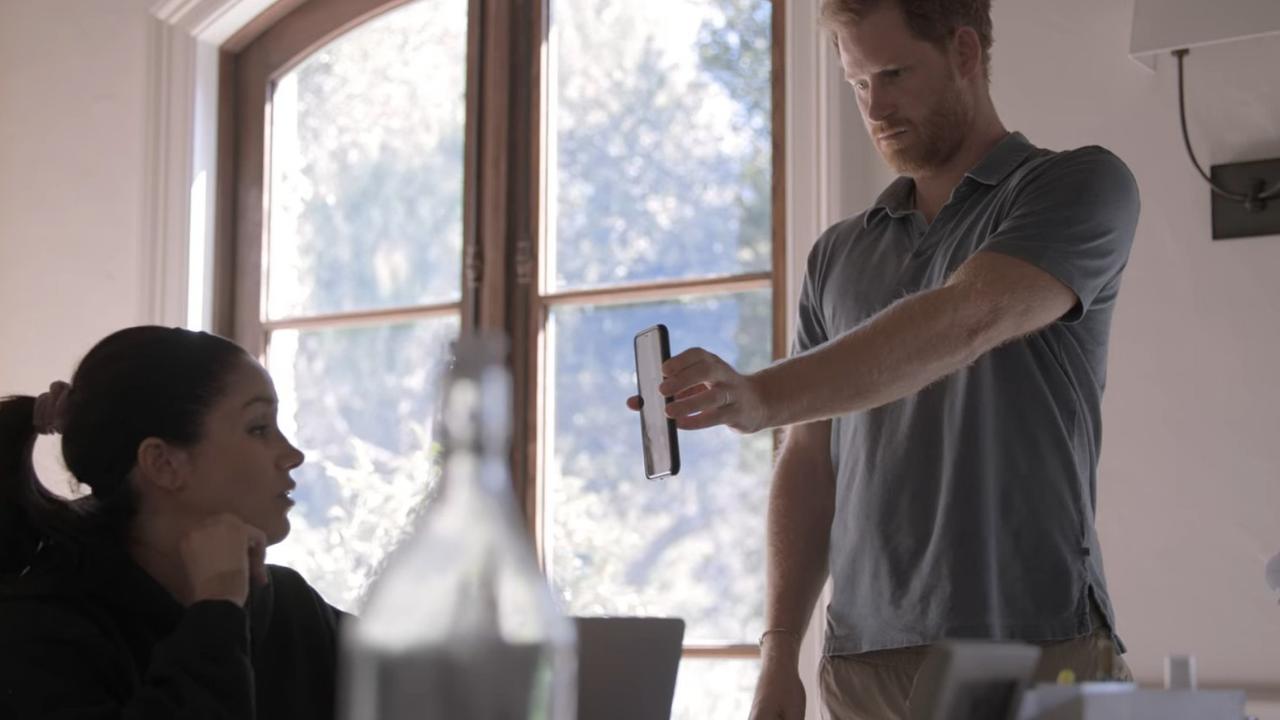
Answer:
[{"left": 135, "top": 437, "right": 189, "bottom": 493}]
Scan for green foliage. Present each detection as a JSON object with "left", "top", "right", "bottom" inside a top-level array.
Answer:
[{"left": 266, "top": 0, "right": 775, "bottom": 715}]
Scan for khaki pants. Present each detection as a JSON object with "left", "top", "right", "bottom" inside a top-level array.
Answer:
[{"left": 819, "top": 611, "right": 1132, "bottom": 720}]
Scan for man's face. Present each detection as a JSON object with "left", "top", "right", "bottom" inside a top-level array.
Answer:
[{"left": 835, "top": 4, "right": 974, "bottom": 176}]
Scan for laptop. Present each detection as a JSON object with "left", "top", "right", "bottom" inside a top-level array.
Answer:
[{"left": 574, "top": 617, "right": 685, "bottom": 720}]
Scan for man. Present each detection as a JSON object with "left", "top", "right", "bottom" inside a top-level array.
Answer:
[{"left": 629, "top": 1, "right": 1140, "bottom": 718}]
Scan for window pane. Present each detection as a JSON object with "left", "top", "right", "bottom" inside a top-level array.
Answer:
[
  {"left": 265, "top": 317, "right": 460, "bottom": 610},
  {"left": 546, "top": 291, "right": 772, "bottom": 644},
  {"left": 267, "top": 0, "right": 467, "bottom": 319},
  {"left": 672, "top": 658, "right": 760, "bottom": 719},
  {"left": 548, "top": 0, "right": 773, "bottom": 291}
]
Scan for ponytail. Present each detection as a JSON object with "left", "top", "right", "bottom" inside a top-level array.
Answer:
[
  {"left": 1, "top": 326, "right": 247, "bottom": 577},
  {"left": 0, "top": 396, "right": 81, "bottom": 575}
]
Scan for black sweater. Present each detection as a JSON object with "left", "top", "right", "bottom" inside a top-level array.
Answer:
[{"left": 0, "top": 541, "right": 345, "bottom": 719}]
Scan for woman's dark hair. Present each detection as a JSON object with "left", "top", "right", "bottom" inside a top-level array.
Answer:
[{"left": 0, "top": 326, "right": 248, "bottom": 575}]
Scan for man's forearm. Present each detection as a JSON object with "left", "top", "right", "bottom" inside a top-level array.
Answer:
[
  {"left": 762, "top": 422, "right": 835, "bottom": 660},
  {"left": 751, "top": 252, "right": 1078, "bottom": 431},
  {"left": 756, "top": 283, "right": 992, "bottom": 430}
]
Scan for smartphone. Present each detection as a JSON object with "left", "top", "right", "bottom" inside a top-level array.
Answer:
[{"left": 634, "top": 324, "right": 680, "bottom": 479}]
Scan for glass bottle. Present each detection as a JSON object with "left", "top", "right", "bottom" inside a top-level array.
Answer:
[{"left": 339, "top": 335, "right": 577, "bottom": 719}]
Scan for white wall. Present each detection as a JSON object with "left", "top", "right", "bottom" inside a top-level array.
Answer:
[
  {"left": 994, "top": 0, "right": 1280, "bottom": 699},
  {"left": 820, "top": 0, "right": 1280, "bottom": 713},
  {"left": 0, "top": 0, "right": 157, "bottom": 486},
  {"left": 0, "top": 0, "right": 155, "bottom": 396}
]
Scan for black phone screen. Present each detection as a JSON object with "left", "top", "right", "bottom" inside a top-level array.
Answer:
[{"left": 634, "top": 324, "right": 679, "bottom": 478}]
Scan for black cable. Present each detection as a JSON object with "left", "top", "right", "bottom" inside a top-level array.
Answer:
[{"left": 1173, "top": 48, "right": 1280, "bottom": 206}]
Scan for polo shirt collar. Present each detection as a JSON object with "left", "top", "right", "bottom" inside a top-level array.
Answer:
[
  {"left": 865, "top": 176, "right": 917, "bottom": 227},
  {"left": 864, "top": 131, "right": 1035, "bottom": 228},
  {"left": 964, "top": 130, "right": 1034, "bottom": 186}
]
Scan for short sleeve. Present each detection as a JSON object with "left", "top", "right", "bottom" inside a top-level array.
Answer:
[
  {"left": 980, "top": 147, "right": 1140, "bottom": 323},
  {"left": 792, "top": 228, "right": 837, "bottom": 356}
]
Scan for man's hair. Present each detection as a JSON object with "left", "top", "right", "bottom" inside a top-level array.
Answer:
[{"left": 819, "top": 0, "right": 994, "bottom": 81}]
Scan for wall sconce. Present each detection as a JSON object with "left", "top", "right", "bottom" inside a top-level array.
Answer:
[
  {"left": 1129, "top": 0, "right": 1280, "bottom": 240},
  {"left": 1172, "top": 48, "right": 1280, "bottom": 240}
]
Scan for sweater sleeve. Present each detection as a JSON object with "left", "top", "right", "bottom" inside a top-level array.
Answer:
[
  {"left": 0, "top": 599, "right": 256, "bottom": 719},
  {"left": 265, "top": 564, "right": 348, "bottom": 644}
]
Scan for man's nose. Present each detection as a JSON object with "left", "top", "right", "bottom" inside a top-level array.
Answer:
[{"left": 864, "top": 85, "right": 896, "bottom": 125}]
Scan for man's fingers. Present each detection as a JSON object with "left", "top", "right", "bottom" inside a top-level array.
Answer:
[
  {"left": 675, "top": 406, "right": 729, "bottom": 431},
  {"left": 628, "top": 383, "right": 705, "bottom": 417},
  {"left": 674, "top": 385, "right": 704, "bottom": 401},
  {"left": 661, "top": 346, "right": 716, "bottom": 379},
  {"left": 659, "top": 363, "right": 728, "bottom": 398},
  {"left": 666, "top": 386, "right": 723, "bottom": 419}
]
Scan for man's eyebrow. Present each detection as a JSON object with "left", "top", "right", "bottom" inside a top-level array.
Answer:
[
  {"left": 242, "top": 396, "right": 277, "bottom": 410},
  {"left": 846, "top": 65, "right": 902, "bottom": 82}
]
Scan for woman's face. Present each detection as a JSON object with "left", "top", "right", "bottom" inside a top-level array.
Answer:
[{"left": 178, "top": 356, "right": 305, "bottom": 545}]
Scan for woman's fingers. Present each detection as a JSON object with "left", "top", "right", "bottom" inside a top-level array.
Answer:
[{"left": 246, "top": 526, "right": 269, "bottom": 587}]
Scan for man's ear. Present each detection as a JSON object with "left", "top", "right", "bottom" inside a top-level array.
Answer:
[
  {"left": 135, "top": 437, "right": 189, "bottom": 493},
  {"left": 951, "top": 26, "right": 983, "bottom": 81}
]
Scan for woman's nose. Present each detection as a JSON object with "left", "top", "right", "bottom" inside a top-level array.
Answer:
[{"left": 281, "top": 442, "right": 305, "bottom": 470}]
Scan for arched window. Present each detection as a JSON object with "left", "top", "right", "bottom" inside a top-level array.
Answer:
[{"left": 219, "top": 0, "right": 785, "bottom": 713}]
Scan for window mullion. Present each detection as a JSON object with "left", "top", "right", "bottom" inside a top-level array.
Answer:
[{"left": 469, "top": 0, "right": 546, "bottom": 532}]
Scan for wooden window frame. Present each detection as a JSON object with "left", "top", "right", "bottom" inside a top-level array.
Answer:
[
  {"left": 216, "top": 0, "right": 786, "bottom": 664},
  {"left": 215, "top": 0, "right": 483, "bottom": 356},
  {"left": 518, "top": 0, "right": 787, "bottom": 661}
]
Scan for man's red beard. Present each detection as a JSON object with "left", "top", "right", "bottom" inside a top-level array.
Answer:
[{"left": 876, "top": 76, "right": 972, "bottom": 176}]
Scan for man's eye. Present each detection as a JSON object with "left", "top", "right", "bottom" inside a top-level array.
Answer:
[{"left": 249, "top": 425, "right": 270, "bottom": 437}]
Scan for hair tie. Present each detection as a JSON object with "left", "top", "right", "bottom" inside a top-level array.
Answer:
[{"left": 32, "top": 381, "right": 72, "bottom": 435}]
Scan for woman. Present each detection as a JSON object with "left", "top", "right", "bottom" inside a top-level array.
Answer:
[{"left": 0, "top": 326, "right": 343, "bottom": 719}]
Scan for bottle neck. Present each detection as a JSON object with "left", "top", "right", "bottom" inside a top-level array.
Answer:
[
  {"left": 437, "top": 446, "right": 510, "bottom": 508},
  {"left": 436, "top": 339, "right": 515, "bottom": 512}
]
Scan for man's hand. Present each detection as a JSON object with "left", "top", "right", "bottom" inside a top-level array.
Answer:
[
  {"left": 179, "top": 513, "right": 269, "bottom": 607},
  {"left": 624, "top": 347, "right": 769, "bottom": 434},
  {"left": 749, "top": 652, "right": 806, "bottom": 720}
]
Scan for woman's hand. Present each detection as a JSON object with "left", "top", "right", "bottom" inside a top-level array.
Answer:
[{"left": 179, "top": 513, "right": 268, "bottom": 607}]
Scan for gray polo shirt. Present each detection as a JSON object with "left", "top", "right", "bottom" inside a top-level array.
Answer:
[{"left": 794, "top": 132, "right": 1140, "bottom": 656}]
